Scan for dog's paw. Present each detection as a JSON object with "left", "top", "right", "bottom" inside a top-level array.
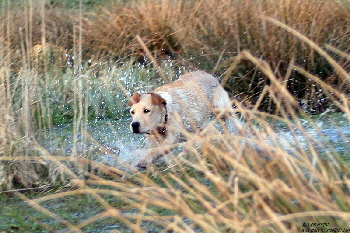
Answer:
[
  {"left": 135, "top": 150, "right": 166, "bottom": 171},
  {"left": 136, "top": 159, "right": 148, "bottom": 170},
  {"left": 135, "top": 155, "right": 154, "bottom": 171}
]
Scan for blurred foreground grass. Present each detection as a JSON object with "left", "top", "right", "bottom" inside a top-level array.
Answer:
[{"left": 0, "top": 0, "right": 350, "bottom": 232}]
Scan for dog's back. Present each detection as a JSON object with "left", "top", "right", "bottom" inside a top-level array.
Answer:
[
  {"left": 155, "top": 71, "right": 219, "bottom": 96},
  {"left": 154, "top": 71, "right": 232, "bottom": 132}
]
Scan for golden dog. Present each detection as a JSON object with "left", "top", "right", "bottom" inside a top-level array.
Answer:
[{"left": 129, "top": 71, "right": 236, "bottom": 169}]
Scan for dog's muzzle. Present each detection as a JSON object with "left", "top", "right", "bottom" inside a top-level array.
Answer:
[{"left": 131, "top": 122, "right": 141, "bottom": 133}]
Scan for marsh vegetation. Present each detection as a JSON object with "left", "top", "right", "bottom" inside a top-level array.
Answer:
[{"left": 0, "top": 0, "right": 350, "bottom": 232}]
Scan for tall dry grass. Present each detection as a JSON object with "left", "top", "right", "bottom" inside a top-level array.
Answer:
[
  {"left": 83, "top": 0, "right": 350, "bottom": 111},
  {"left": 0, "top": 0, "right": 350, "bottom": 231},
  {"left": 1, "top": 0, "right": 349, "bottom": 112},
  {"left": 12, "top": 44, "right": 350, "bottom": 230}
]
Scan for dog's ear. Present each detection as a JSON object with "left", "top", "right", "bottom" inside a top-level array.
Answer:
[
  {"left": 128, "top": 93, "right": 141, "bottom": 106},
  {"left": 151, "top": 93, "right": 166, "bottom": 105}
]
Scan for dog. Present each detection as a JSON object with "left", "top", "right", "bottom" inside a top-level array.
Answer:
[{"left": 128, "top": 71, "right": 236, "bottom": 169}]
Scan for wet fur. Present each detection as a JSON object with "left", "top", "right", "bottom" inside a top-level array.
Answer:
[{"left": 129, "top": 71, "right": 235, "bottom": 169}]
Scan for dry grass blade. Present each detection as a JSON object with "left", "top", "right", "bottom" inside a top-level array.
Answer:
[
  {"left": 325, "top": 44, "right": 350, "bottom": 61},
  {"left": 136, "top": 34, "right": 169, "bottom": 83},
  {"left": 1, "top": 0, "right": 350, "bottom": 232},
  {"left": 264, "top": 16, "right": 350, "bottom": 84}
]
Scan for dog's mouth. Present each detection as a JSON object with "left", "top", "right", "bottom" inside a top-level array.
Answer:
[
  {"left": 132, "top": 128, "right": 152, "bottom": 135},
  {"left": 132, "top": 128, "right": 144, "bottom": 134},
  {"left": 133, "top": 130, "right": 152, "bottom": 135}
]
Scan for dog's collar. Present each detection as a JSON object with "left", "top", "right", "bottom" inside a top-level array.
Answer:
[{"left": 156, "top": 103, "right": 168, "bottom": 135}]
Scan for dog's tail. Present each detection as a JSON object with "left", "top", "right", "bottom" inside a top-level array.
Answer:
[{"left": 212, "top": 85, "right": 241, "bottom": 134}]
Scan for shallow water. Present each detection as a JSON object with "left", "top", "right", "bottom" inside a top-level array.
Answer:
[
  {"left": 42, "top": 115, "right": 350, "bottom": 171},
  {"left": 272, "top": 121, "right": 350, "bottom": 160},
  {"left": 43, "top": 118, "right": 148, "bottom": 168}
]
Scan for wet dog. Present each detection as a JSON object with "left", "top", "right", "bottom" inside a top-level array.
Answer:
[{"left": 129, "top": 71, "right": 236, "bottom": 169}]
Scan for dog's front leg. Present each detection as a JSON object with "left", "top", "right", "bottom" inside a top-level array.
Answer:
[{"left": 136, "top": 133, "right": 176, "bottom": 170}]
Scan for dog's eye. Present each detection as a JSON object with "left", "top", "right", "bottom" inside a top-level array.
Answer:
[
  {"left": 144, "top": 109, "right": 150, "bottom": 113},
  {"left": 131, "top": 111, "right": 135, "bottom": 115}
]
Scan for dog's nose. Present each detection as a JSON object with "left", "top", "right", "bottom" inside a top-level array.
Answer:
[{"left": 131, "top": 122, "right": 140, "bottom": 133}]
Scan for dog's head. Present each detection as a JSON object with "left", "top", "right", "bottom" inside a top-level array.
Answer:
[{"left": 128, "top": 92, "right": 166, "bottom": 134}]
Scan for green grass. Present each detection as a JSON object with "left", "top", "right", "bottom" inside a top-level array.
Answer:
[
  {"left": 0, "top": 194, "right": 48, "bottom": 232},
  {"left": 0, "top": 180, "right": 156, "bottom": 232},
  {"left": 0, "top": 168, "right": 214, "bottom": 232}
]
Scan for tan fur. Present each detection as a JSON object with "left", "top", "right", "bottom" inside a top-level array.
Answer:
[{"left": 129, "top": 71, "right": 236, "bottom": 169}]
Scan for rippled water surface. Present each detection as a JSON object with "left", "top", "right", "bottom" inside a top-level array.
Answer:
[
  {"left": 43, "top": 119, "right": 148, "bottom": 168},
  {"left": 42, "top": 114, "right": 350, "bottom": 170}
]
